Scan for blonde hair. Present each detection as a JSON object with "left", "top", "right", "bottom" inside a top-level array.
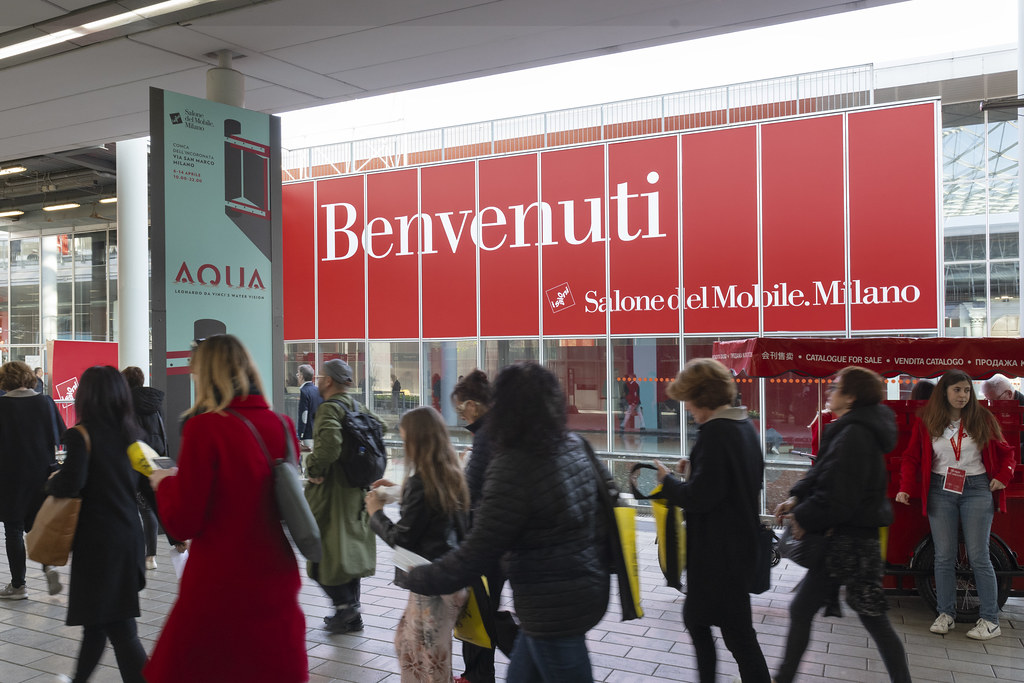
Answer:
[
  {"left": 667, "top": 358, "right": 736, "bottom": 409},
  {"left": 1, "top": 361, "right": 38, "bottom": 391},
  {"left": 400, "top": 407, "right": 469, "bottom": 516},
  {"left": 187, "top": 334, "right": 265, "bottom": 415}
]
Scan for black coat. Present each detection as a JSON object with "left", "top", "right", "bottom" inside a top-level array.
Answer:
[
  {"left": 790, "top": 403, "right": 896, "bottom": 537},
  {"left": 463, "top": 416, "right": 492, "bottom": 509},
  {"left": 370, "top": 473, "right": 462, "bottom": 584},
  {"left": 48, "top": 420, "right": 146, "bottom": 626},
  {"left": 0, "top": 390, "right": 64, "bottom": 524},
  {"left": 297, "top": 381, "right": 322, "bottom": 440},
  {"left": 660, "top": 407, "right": 764, "bottom": 592},
  {"left": 400, "top": 433, "right": 610, "bottom": 638},
  {"left": 131, "top": 385, "right": 167, "bottom": 457}
]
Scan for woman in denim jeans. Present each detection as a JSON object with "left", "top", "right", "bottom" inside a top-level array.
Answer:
[{"left": 897, "top": 369, "right": 1016, "bottom": 640}]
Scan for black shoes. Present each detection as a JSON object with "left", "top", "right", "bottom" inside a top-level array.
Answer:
[{"left": 324, "top": 605, "right": 363, "bottom": 634}]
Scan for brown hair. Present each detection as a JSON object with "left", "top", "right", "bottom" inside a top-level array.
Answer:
[
  {"left": 835, "top": 366, "right": 884, "bottom": 407},
  {"left": 121, "top": 366, "right": 145, "bottom": 389},
  {"left": 667, "top": 358, "right": 736, "bottom": 409},
  {"left": 1, "top": 361, "right": 38, "bottom": 391},
  {"left": 451, "top": 369, "right": 491, "bottom": 407},
  {"left": 400, "top": 407, "right": 469, "bottom": 516},
  {"left": 920, "top": 369, "right": 1002, "bottom": 448},
  {"left": 187, "top": 334, "right": 264, "bottom": 415}
]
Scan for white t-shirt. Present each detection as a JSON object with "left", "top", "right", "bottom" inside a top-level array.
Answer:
[{"left": 931, "top": 419, "right": 987, "bottom": 476}]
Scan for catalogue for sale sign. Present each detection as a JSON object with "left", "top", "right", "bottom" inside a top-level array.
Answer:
[{"left": 283, "top": 102, "right": 939, "bottom": 339}]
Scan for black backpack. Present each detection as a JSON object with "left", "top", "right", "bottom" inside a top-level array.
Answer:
[{"left": 334, "top": 398, "right": 387, "bottom": 488}]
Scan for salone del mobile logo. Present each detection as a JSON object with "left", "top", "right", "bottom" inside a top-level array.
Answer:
[{"left": 574, "top": 280, "right": 921, "bottom": 314}]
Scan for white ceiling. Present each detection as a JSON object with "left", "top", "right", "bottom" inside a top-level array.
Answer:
[{"left": 0, "top": 0, "right": 908, "bottom": 163}]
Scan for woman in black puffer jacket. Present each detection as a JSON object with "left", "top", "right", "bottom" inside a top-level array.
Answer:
[
  {"left": 400, "top": 362, "right": 610, "bottom": 683},
  {"left": 773, "top": 366, "right": 910, "bottom": 683}
]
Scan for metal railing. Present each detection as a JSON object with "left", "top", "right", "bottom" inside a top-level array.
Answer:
[{"left": 282, "top": 64, "right": 873, "bottom": 181}]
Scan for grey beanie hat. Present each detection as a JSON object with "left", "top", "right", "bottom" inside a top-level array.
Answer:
[{"left": 322, "top": 359, "right": 354, "bottom": 385}]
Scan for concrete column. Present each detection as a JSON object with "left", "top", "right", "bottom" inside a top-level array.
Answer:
[
  {"left": 117, "top": 138, "right": 151, "bottom": 380},
  {"left": 207, "top": 50, "right": 245, "bottom": 108}
]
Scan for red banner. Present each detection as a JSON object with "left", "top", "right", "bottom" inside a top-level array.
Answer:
[
  {"left": 712, "top": 337, "right": 1024, "bottom": 379},
  {"left": 283, "top": 103, "right": 940, "bottom": 340}
]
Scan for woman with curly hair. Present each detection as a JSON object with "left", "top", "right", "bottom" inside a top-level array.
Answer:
[{"left": 896, "top": 369, "right": 1015, "bottom": 640}]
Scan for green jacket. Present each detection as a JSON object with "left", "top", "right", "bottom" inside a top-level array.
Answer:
[{"left": 304, "top": 393, "right": 385, "bottom": 585}]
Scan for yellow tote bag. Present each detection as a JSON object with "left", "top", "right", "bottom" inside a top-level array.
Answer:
[
  {"left": 454, "top": 577, "right": 492, "bottom": 648},
  {"left": 648, "top": 483, "right": 686, "bottom": 589}
]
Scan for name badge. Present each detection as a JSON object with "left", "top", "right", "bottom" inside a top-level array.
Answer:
[{"left": 943, "top": 467, "right": 967, "bottom": 494}]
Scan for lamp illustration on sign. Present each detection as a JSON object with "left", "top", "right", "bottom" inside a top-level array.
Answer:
[{"left": 224, "top": 118, "right": 271, "bottom": 260}]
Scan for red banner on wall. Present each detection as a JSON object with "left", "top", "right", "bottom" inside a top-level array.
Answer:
[{"left": 285, "top": 102, "right": 940, "bottom": 340}]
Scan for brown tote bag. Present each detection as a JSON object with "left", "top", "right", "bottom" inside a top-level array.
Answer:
[{"left": 25, "top": 425, "right": 88, "bottom": 567}]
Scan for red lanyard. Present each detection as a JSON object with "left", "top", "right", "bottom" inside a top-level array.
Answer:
[{"left": 950, "top": 421, "right": 964, "bottom": 462}]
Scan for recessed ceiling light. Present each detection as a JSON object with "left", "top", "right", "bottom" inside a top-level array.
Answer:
[
  {"left": 0, "top": 166, "right": 27, "bottom": 176},
  {"left": 0, "top": 210, "right": 25, "bottom": 218},
  {"left": 43, "top": 203, "right": 80, "bottom": 211},
  {"left": 0, "top": 1, "right": 221, "bottom": 62},
  {"left": 99, "top": 197, "right": 118, "bottom": 204}
]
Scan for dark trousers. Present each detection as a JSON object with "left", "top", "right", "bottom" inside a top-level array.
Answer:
[
  {"left": 682, "top": 580, "right": 770, "bottom": 683},
  {"left": 137, "top": 497, "right": 158, "bottom": 557},
  {"left": 310, "top": 563, "right": 361, "bottom": 608},
  {"left": 3, "top": 521, "right": 27, "bottom": 587},
  {"left": 776, "top": 565, "right": 910, "bottom": 683},
  {"left": 73, "top": 618, "right": 147, "bottom": 683},
  {"left": 462, "top": 569, "right": 517, "bottom": 683}
]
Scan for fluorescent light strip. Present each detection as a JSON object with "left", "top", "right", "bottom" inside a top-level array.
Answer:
[
  {"left": 0, "top": 210, "right": 25, "bottom": 218},
  {"left": 43, "top": 203, "right": 80, "bottom": 212},
  {"left": 0, "top": 0, "right": 220, "bottom": 62},
  {"left": 99, "top": 197, "right": 118, "bottom": 204},
  {"left": 0, "top": 166, "right": 27, "bottom": 176}
]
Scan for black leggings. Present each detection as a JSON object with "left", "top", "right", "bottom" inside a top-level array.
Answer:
[
  {"left": 683, "top": 581, "right": 770, "bottom": 683},
  {"left": 776, "top": 566, "right": 910, "bottom": 683},
  {"left": 73, "top": 618, "right": 147, "bottom": 683},
  {"left": 3, "top": 521, "right": 27, "bottom": 587}
]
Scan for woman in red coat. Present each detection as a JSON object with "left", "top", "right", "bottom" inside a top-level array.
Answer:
[{"left": 145, "top": 335, "right": 308, "bottom": 683}]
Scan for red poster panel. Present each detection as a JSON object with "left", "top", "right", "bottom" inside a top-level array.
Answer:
[
  {"left": 51, "top": 340, "right": 119, "bottom": 426},
  {"left": 682, "top": 127, "right": 759, "bottom": 334},
  {"left": 317, "top": 175, "right": 365, "bottom": 339},
  {"left": 761, "top": 115, "right": 846, "bottom": 332},
  {"left": 421, "top": 162, "right": 477, "bottom": 338},
  {"left": 479, "top": 154, "right": 539, "bottom": 337},
  {"left": 849, "top": 104, "right": 938, "bottom": 331},
  {"left": 607, "top": 136, "right": 679, "bottom": 335},
  {"left": 282, "top": 182, "right": 316, "bottom": 339},
  {"left": 366, "top": 169, "right": 420, "bottom": 339},
  {"left": 541, "top": 146, "right": 606, "bottom": 335}
]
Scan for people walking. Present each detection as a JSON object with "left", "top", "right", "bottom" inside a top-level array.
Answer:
[
  {"left": 121, "top": 366, "right": 167, "bottom": 570},
  {"left": 306, "top": 358, "right": 382, "bottom": 633},
  {"left": 654, "top": 358, "right": 770, "bottom": 683},
  {"left": 144, "top": 334, "right": 308, "bottom": 683},
  {"left": 0, "top": 361, "right": 66, "bottom": 600},
  {"left": 775, "top": 366, "right": 910, "bottom": 683},
  {"left": 896, "top": 369, "right": 1015, "bottom": 640},
  {"left": 366, "top": 406, "right": 469, "bottom": 682},
  {"left": 47, "top": 366, "right": 148, "bottom": 683},
  {"left": 400, "top": 362, "right": 610, "bottom": 683}
]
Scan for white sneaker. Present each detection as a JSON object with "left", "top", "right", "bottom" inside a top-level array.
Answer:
[
  {"left": 966, "top": 618, "right": 1001, "bottom": 640},
  {"left": 0, "top": 583, "right": 27, "bottom": 600},
  {"left": 44, "top": 567, "right": 62, "bottom": 596},
  {"left": 145, "top": 556, "right": 158, "bottom": 570},
  {"left": 929, "top": 613, "right": 955, "bottom": 634}
]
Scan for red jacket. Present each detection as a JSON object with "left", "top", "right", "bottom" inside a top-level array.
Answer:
[
  {"left": 144, "top": 395, "right": 308, "bottom": 683},
  {"left": 898, "top": 417, "right": 1016, "bottom": 515}
]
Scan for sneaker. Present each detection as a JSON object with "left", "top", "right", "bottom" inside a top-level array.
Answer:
[
  {"left": 966, "top": 618, "right": 1001, "bottom": 640},
  {"left": 929, "top": 613, "right": 955, "bottom": 634},
  {"left": 0, "top": 583, "right": 27, "bottom": 600},
  {"left": 44, "top": 567, "right": 62, "bottom": 596},
  {"left": 324, "top": 612, "right": 363, "bottom": 634},
  {"left": 145, "top": 556, "right": 158, "bottom": 571}
]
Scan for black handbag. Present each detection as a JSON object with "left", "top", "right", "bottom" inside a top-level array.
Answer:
[
  {"left": 778, "top": 523, "right": 829, "bottom": 569},
  {"left": 229, "top": 410, "right": 323, "bottom": 562}
]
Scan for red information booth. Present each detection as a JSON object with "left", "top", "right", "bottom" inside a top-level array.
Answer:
[{"left": 713, "top": 337, "right": 1024, "bottom": 621}]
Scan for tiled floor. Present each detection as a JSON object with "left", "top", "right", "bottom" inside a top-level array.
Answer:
[{"left": 0, "top": 519, "right": 1021, "bottom": 682}]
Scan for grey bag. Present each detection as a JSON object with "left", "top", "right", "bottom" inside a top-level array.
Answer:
[{"left": 228, "top": 410, "right": 323, "bottom": 562}]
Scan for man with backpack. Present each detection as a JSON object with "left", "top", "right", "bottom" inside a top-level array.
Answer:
[{"left": 305, "top": 359, "right": 386, "bottom": 634}]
